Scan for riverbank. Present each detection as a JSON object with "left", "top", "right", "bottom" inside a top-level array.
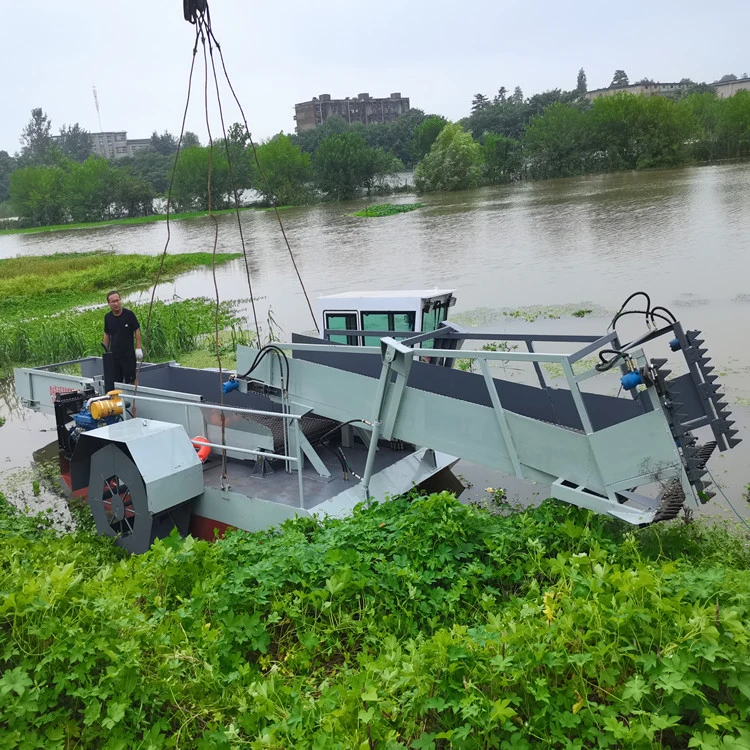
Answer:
[{"left": 0, "top": 206, "right": 266, "bottom": 236}]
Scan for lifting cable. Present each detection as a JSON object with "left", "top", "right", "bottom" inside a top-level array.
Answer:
[{"left": 135, "top": 0, "right": 318, "bottom": 487}]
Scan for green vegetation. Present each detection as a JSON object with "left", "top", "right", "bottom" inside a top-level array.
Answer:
[
  {"left": 250, "top": 134, "right": 312, "bottom": 207},
  {"left": 5, "top": 85, "right": 750, "bottom": 225},
  {"left": 312, "top": 131, "right": 403, "bottom": 200},
  {"left": 1, "top": 491, "right": 750, "bottom": 747},
  {"left": 0, "top": 298, "right": 249, "bottom": 370},
  {"left": 353, "top": 203, "right": 422, "bottom": 217},
  {"left": 0, "top": 250, "right": 247, "bottom": 371},
  {"left": 415, "top": 123, "right": 483, "bottom": 192},
  {"left": 0, "top": 251, "right": 240, "bottom": 321}
]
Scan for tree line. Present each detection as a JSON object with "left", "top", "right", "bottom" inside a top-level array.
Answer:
[{"left": 2, "top": 68, "right": 750, "bottom": 226}]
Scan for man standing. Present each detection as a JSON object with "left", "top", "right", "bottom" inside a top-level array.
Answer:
[{"left": 103, "top": 290, "right": 143, "bottom": 384}]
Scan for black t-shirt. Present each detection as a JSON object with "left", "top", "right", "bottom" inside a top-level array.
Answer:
[{"left": 104, "top": 308, "right": 140, "bottom": 357}]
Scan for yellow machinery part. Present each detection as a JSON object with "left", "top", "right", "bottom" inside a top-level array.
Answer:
[{"left": 90, "top": 392, "right": 123, "bottom": 420}]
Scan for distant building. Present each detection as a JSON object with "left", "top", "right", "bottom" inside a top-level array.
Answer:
[
  {"left": 294, "top": 93, "right": 410, "bottom": 132},
  {"left": 53, "top": 131, "right": 153, "bottom": 160},
  {"left": 585, "top": 82, "right": 688, "bottom": 101},
  {"left": 712, "top": 76, "right": 750, "bottom": 98}
]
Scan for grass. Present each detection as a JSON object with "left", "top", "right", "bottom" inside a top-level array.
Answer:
[
  {"left": 1, "top": 492, "right": 750, "bottom": 747},
  {"left": 353, "top": 202, "right": 422, "bottom": 217},
  {"left": 0, "top": 251, "right": 240, "bottom": 322},
  {"left": 0, "top": 207, "right": 255, "bottom": 236}
]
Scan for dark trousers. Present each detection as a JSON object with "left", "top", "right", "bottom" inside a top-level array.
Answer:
[{"left": 112, "top": 353, "right": 137, "bottom": 385}]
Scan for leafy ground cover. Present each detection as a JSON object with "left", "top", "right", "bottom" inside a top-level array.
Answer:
[
  {"left": 1, "top": 491, "right": 749, "bottom": 749},
  {"left": 353, "top": 203, "right": 423, "bottom": 217}
]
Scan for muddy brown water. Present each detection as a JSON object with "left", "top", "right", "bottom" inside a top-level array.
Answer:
[{"left": 2, "top": 163, "right": 749, "bottom": 525}]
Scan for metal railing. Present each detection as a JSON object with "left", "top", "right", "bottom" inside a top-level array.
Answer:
[{"left": 123, "top": 392, "right": 307, "bottom": 508}]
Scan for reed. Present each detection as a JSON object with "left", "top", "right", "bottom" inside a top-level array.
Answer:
[{"left": 0, "top": 298, "right": 248, "bottom": 369}]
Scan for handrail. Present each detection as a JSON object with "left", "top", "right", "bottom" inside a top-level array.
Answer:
[{"left": 122, "top": 392, "right": 302, "bottom": 420}]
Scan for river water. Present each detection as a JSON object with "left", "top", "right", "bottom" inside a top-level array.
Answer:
[{"left": 2, "top": 163, "right": 749, "bottom": 523}]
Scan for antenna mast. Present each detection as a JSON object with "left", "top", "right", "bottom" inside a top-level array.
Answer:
[{"left": 92, "top": 85, "right": 104, "bottom": 132}]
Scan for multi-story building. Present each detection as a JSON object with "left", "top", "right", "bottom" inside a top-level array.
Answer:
[
  {"left": 713, "top": 76, "right": 750, "bottom": 98},
  {"left": 294, "top": 93, "right": 410, "bottom": 132},
  {"left": 52, "top": 131, "right": 154, "bottom": 160},
  {"left": 90, "top": 131, "right": 128, "bottom": 159},
  {"left": 585, "top": 82, "right": 688, "bottom": 101}
]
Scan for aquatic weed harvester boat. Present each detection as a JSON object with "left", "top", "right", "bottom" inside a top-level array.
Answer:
[
  {"left": 15, "top": 290, "right": 740, "bottom": 553},
  {"left": 13, "top": 3, "right": 742, "bottom": 552}
]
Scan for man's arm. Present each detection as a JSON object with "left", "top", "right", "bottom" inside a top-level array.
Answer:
[
  {"left": 135, "top": 328, "right": 142, "bottom": 349},
  {"left": 103, "top": 332, "right": 110, "bottom": 350}
]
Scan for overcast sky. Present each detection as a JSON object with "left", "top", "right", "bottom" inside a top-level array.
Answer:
[{"left": 3, "top": 0, "right": 748, "bottom": 154}]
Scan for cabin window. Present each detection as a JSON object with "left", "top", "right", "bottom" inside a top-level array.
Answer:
[
  {"left": 421, "top": 300, "right": 451, "bottom": 349},
  {"left": 325, "top": 312, "right": 358, "bottom": 345},
  {"left": 361, "top": 311, "right": 415, "bottom": 346}
]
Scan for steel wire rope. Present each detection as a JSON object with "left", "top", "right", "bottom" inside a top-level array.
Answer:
[
  {"left": 198, "top": 17, "right": 230, "bottom": 489},
  {"left": 133, "top": 23, "right": 201, "bottom": 401},
  {"left": 205, "top": 23, "right": 319, "bottom": 332},
  {"left": 204, "top": 8, "right": 261, "bottom": 345}
]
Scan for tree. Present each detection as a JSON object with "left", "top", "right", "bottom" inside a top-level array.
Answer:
[
  {"left": 312, "top": 132, "right": 380, "bottom": 200},
  {"left": 182, "top": 131, "right": 201, "bottom": 149},
  {"left": 0, "top": 150, "right": 16, "bottom": 204},
  {"left": 362, "top": 109, "right": 427, "bottom": 167},
  {"left": 150, "top": 130, "right": 178, "bottom": 156},
  {"left": 216, "top": 123, "right": 253, "bottom": 193},
  {"left": 527, "top": 89, "right": 568, "bottom": 118},
  {"left": 494, "top": 87, "right": 508, "bottom": 104},
  {"left": 714, "top": 90, "right": 750, "bottom": 158},
  {"left": 576, "top": 68, "right": 587, "bottom": 95},
  {"left": 19, "top": 108, "right": 53, "bottom": 166},
  {"left": 414, "top": 123, "right": 483, "bottom": 192},
  {"left": 118, "top": 151, "right": 173, "bottom": 195},
  {"left": 9, "top": 165, "right": 67, "bottom": 225},
  {"left": 510, "top": 86, "right": 524, "bottom": 105},
  {"left": 610, "top": 70, "right": 630, "bottom": 88},
  {"left": 482, "top": 133, "right": 522, "bottom": 184},
  {"left": 112, "top": 170, "right": 155, "bottom": 218},
  {"left": 292, "top": 116, "right": 351, "bottom": 155},
  {"left": 471, "top": 94, "right": 490, "bottom": 112},
  {"left": 588, "top": 93, "right": 693, "bottom": 170},
  {"left": 523, "top": 103, "right": 589, "bottom": 178},
  {"left": 250, "top": 134, "right": 311, "bottom": 206},
  {"left": 170, "top": 145, "right": 233, "bottom": 211},
  {"left": 462, "top": 97, "right": 532, "bottom": 140},
  {"left": 58, "top": 123, "right": 93, "bottom": 162},
  {"left": 719, "top": 74, "right": 738, "bottom": 82},
  {"left": 63, "top": 157, "right": 118, "bottom": 222},
  {"left": 680, "top": 81, "right": 717, "bottom": 98},
  {"left": 634, "top": 78, "right": 656, "bottom": 85},
  {"left": 410, "top": 115, "right": 448, "bottom": 162}
]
